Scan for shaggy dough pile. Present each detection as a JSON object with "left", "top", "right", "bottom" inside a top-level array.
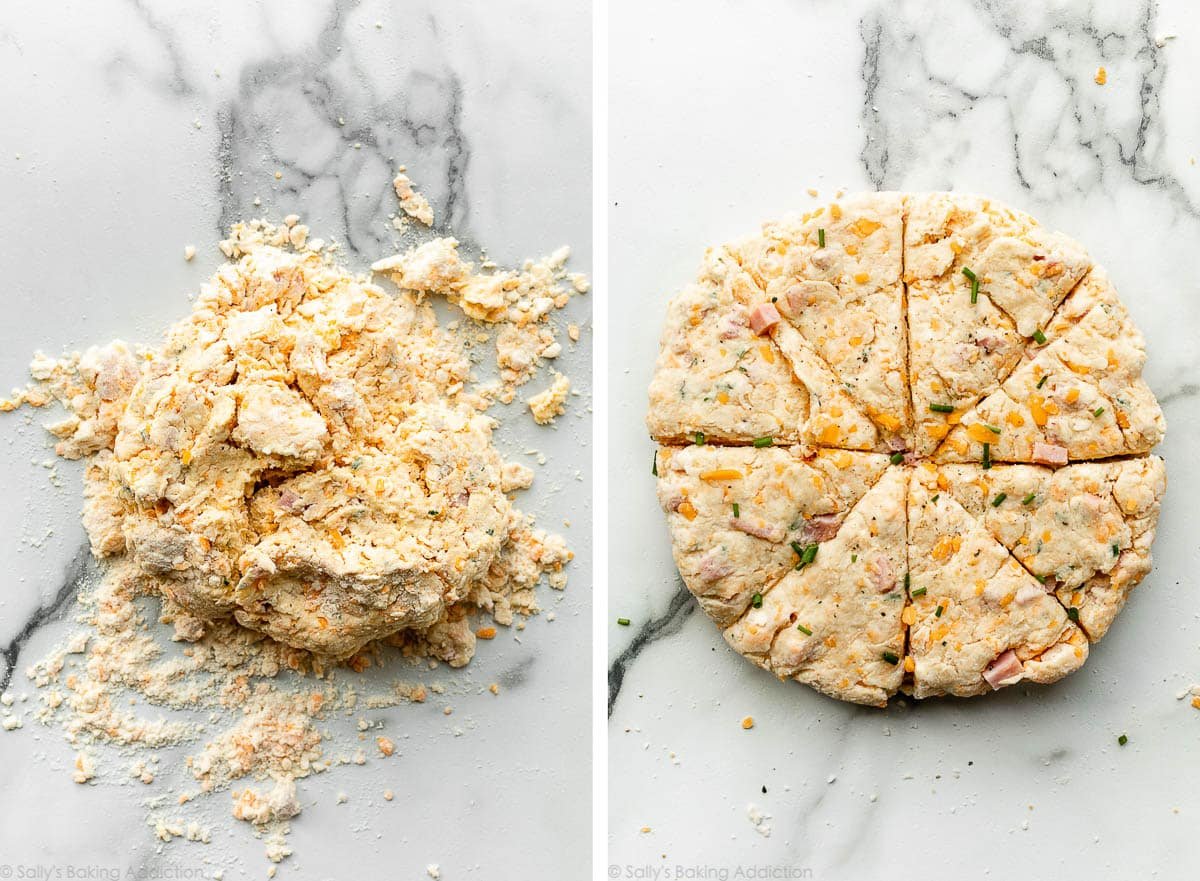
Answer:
[
  {"left": 5, "top": 220, "right": 571, "bottom": 661},
  {"left": 650, "top": 192, "right": 1165, "bottom": 706}
]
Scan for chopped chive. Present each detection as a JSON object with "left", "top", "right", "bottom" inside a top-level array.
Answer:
[
  {"left": 935, "top": 605, "right": 944, "bottom": 618},
  {"left": 1032, "top": 329, "right": 1047, "bottom": 345},
  {"left": 617, "top": 618, "right": 631, "bottom": 626},
  {"left": 963, "top": 267, "right": 979, "bottom": 303},
  {"left": 911, "top": 586, "right": 927, "bottom": 597},
  {"left": 982, "top": 443, "right": 992, "bottom": 470},
  {"left": 1022, "top": 492, "right": 1037, "bottom": 505},
  {"left": 694, "top": 431, "right": 706, "bottom": 445},
  {"left": 1118, "top": 734, "right": 1128, "bottom": 746},
  {"left": 991, "top": 492, "right": 1007, "bottom": 507},
  {"left": 751, "top": 592, "right": 763, "bottom": 609},
  {"left": 801, "top": 544, "right": 819, "bottom": 566},
  {"left": 851, "top": 553, "right": 858, "bottom": 563},
  {"left": 652, "top": 451, "right": 658, "bottom": 476},
  {"left": 1067, "top": 607, "right": 1080, "bottom": 623},
  {"left": 732, "top": 502, "right": 740, "bottom": 518},
  {"left": 904, "top": 571, "right": 911, "bottom": 591},
  {"left": 930, "top": 493, "right": 940, "bottom": 503},
  {"left": 882, "top": 651, "right": 900, "bottom": 665},
  {"left": 985, "top": 423, "right": 1002, "bottom": 435},
  {"left": 929, "top": 403, "right": 955, "bottom": 413},
  {"left": 791, "top": 540, "right": 805, "bottom": 557},
  {"left": 1112, "top": 543, "right": 1119, "bottom": 557},
  {"left": 797, "top": 623, "right": 813, "bottom": 636},
  {"left": 818, "top": 227, "right": 826, "bottom": 248},
  {"left": 889, "top": 451, "right": 905, "bottom": 465},
  {"left": 1036, "top": 374, "right": 1049, "bottom": 390},
  {"left": 1035, "top": 573, "right": 1047, "bottom": 584},
  {"left": 1093, "top": 407, "right": 1105, "bottom": 418},
  {"left": 752, "top": 436, "right": 774, "bottom": 448}
]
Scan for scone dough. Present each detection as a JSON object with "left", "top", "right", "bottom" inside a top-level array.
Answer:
[{"left": 650, "top": 193, "right": 1166, "bottom": 704}]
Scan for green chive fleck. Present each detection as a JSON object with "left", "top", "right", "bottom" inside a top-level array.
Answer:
[
  {"left": 752, "top": 436, "right": 774, "bottom": 448},
  {"left": 982, "top": 443, "right": 992, "bottom": 470},
  {"left": 992, "top": 493, "right": 1007, "bottom": 507},
  {"left": 882, "top": 651, "right": 900, "bottom": 665},
  {"left": 904, "top": 571, "right": 911, "bottom": 591},
  {"left": 851, "top": 554, "right": 858, "bottom": 563},
  {"left": 1067, "top": 607, "right": 1080, "bottom": 623},
  {"left": 797, "top": 623, "right": 813, "bottom": 636},
  {"left": 1022, "top": 492, "right": 1037, "bottom": 505},
  {"left": 1033, "top": 329, "right": 1047, "bottom": 345},
  {"left": 617, "top": 617, "right": 631, "bottom": 626},
  {"left": 935, "top": 605, "right": 944, "bottom": 618},
  {"left": 732, "top": 502, "right": 740, "bottom": 518},
  {"left": 1036, "top": 374, "right": 1049, "bottom": 390},
  {"left": 985, "top": 423, "right": 1002, "bottom": 435},
  {"left": 1093, "top": 407, "right": 1105, "bottom": 418},
  {"left": 930, "top": 493, "right": 940, "bottom": 503},
  {"left": 818, "top": 228, "right": 826, "bottom": 248},
  {"left": 801, "top": 544, "right": 819, "bottom": 566},
  {"left": 652, "top": 451, "right": 658, "bottom": 476},
  {"left": 963, "top": 267, "right": 979, "bottom": 303},
  {"left": 1118, "top": 734, "right": 1128, "bottom": 746},
  {"left": 751, "top": 592, "right": 763, "bottom": 609},
  {"left": 694, "top": 431, "right": 706, "bottom": 445},
  {"left": 929, "top": 403, "right": 955, "bottom": 413},
  {"left": 1112, "top": 543, "right": 1120, "bottom": 557},
  {"left": 889, "top": 451, "right": 905, "bottom": 465},
  {"left": 790, "top": 541, "right": 805, "bottom": 557},
  {"left": 911, "top": 586, "right": 927, "bottom": 598}
]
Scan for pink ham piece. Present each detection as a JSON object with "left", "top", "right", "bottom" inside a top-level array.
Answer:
[
  {"left": 983, "top": 649, "right": 1025, "bottom": 689},
  {"left": 797, "top": 513, "right": 842, "bottom": 544},
  {"left": 870, "top": 554, "right": 896, "bottom": 593},
  {"left": 1014, "top": 584, "right": 1047, "bottom": 606},
  {"left": 1031, "top": 442, "right": 1069, "bottom": 466},
  {"left": 729, "top": 517, "right": 785, "bottom": 543},
  {"left": 697, "top": 552, "right": 735, "bottom": 584},
  {"left": 748, "top": 302, "right": 781, "bottom": 336}
]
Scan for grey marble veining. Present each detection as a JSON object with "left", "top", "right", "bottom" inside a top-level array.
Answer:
[
  {"left": 0, "top": 0, "right": 591, "bottom": 878},
  {"left": 610, "top": 1, "right": 1200, "bottom": 878}
]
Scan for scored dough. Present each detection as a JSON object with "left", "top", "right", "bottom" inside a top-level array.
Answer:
[
  {"left": 907, "top": 464, "right": 1089, "bottom": 699},
  {"left": 655, "top": 445, "right": 889, "bottom": 627},
  {"left": 650, "top": 192, "right": 1166, "bottom": 704}
]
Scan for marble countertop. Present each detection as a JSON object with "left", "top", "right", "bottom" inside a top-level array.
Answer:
[
  {"left": 0, "top": 1, "right": 590, "bottom": 878},
  {"left": 609, "top": 0, "right": 1200, "bottom": 877}
]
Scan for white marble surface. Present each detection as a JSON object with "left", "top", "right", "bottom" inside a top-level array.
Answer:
[
  {"left": 0, "top": 1, "right": 590, "bottom": 878},
  {"left": 609, "top": 0, "right": 1200, "bottom": 877}
]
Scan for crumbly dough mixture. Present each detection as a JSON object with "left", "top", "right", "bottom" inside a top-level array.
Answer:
[
  {"left": 650, "top": 192, "right": 1165, "bottom": 706},
  {"left": 0, "top": 171, "right": 586, "bottom": 865}
]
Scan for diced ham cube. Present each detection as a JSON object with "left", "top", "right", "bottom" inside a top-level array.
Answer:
[
  {"left": 748, "top": 303, "right": 781, "bottom": 336},
  {"left": 1031, "top": 442, "right": 1068, "bottom": 466},
  {"left": 983, "top": 649, "right": 1025, "bottom": 689}
]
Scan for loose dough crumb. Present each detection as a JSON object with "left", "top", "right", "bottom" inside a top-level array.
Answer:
[
  {"left": 528, "top": 372, "right": 571, "bottom": 424},
  {"left": 393, "top": 168, "right": 434, "bottom": 226}
]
